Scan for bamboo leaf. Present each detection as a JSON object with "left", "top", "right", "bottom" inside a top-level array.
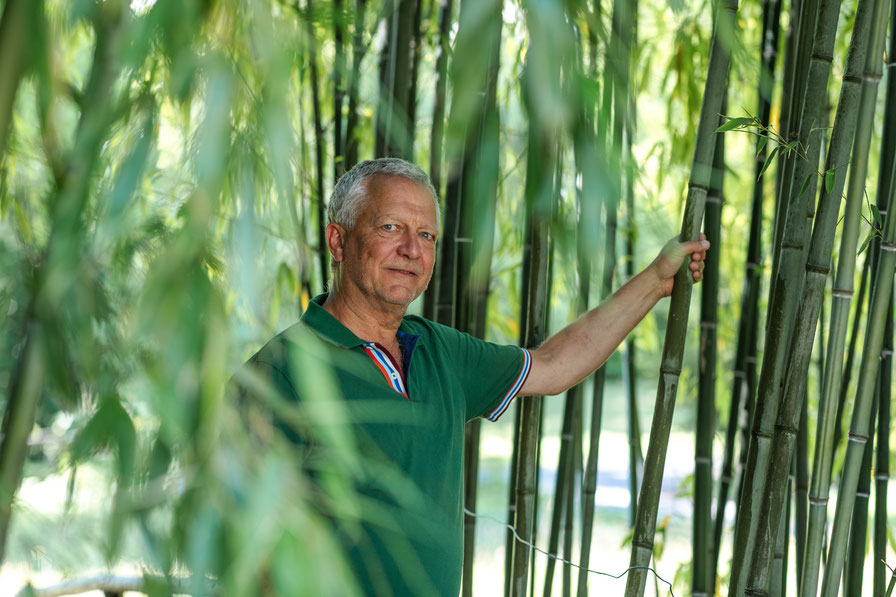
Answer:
[
  {"left": 716, "top": 116, "right": 753, "bottom": 132},
  {"left": 756, "top": 134, "right": 768, "bottom": 156},
  {"left": 799, "top": 174, "right": 812, "bottom": 198},
  {"left": 872, "top": 204, "right": 882, "bottom": 228},
  {"left": 859, "top": 231, "right": 873, "bottom": 255},
  {"left": 757, "top": 145, "right": 779, "bottom": 181},
  {"left": 825, "top": 169, "right": 836, "bottom": 195}
]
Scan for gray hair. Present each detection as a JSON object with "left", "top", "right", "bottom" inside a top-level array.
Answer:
[{"left": 327, "top": 158, "right": 441, "bottom": 231}]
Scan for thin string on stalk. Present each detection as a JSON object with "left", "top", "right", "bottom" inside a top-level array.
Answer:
[{"left": 622, "top": 1, "right": 737, "bottom": 595}]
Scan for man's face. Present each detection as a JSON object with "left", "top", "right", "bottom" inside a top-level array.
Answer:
[{"left": 329, "top": 175, "right": 439, "bottom": 313}]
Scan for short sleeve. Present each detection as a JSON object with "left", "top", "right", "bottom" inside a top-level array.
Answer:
[{"left": 429, "top": 323, "right": 531, "bottom": 422}]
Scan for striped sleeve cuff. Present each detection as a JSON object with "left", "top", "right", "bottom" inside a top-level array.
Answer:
[{"left": 485, "top": 348, "right": 532, "bottom": 422}]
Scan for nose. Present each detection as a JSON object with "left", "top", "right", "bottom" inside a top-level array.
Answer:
[{"left": 398, "top": 230, "right": 422, "bottom": 259}]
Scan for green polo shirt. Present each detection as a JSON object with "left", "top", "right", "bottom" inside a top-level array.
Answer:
[{"left": 237, "top": 295, "right": 531, "bottom": 596}]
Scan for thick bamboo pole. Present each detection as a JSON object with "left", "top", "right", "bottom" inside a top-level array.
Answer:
[
  {"left": 873, "top": 9, "right": 896, "bottom": 591},
  {"left": 332, "top": 0, "right": 346, "bottom": 180},
  {"left": 304, "top": 0, "right": 328, "bottom": 292},
  {"left": 798, "top": 0, "right": 885, "bottom": 591},
  {"left": 874, "top": 308, "right": 893, "bottom": 596},
  {"left": 693, "top": 108, "right": 724, "bottom": 597},
  {"left": 0, "top": 0, "right": 33, "bottom": 161},
  {"left": 845, "top": 394, "right": 877, "bottom": 595},
  {"left": 711, "top": 3, "right": 780, "bottom": 586},
  {"left": 0, "top": 4, "right": 125, "bottom": 562},
  {"left": 623, "top": 2, "right": 737, "bottom": 595},
  {"left": 732, "top": 0, "right": 865, "bottom": 587},
  {"left": 510, "top": 38, "right": 559, "bottom": 591},
  {"left": 343, "top": 0, "right": 367, "bottom": 168},
  {"left": 819, "top": 18, "right": 896, "bottom": 597}
]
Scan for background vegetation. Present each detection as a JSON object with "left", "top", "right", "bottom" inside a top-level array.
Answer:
[{"left": 0, "top": 0, "right": 894, "bottom": 595}]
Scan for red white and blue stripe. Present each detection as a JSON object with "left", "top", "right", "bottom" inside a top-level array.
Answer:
[
  {"left": 363, "top": 342, "right": 410, "bottom": 400},
  {"left": 486, "top": 348, "right": 532, "bottom": 421}
]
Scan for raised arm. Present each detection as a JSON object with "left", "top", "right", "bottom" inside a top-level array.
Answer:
[{"left": 518, "top": 236, "right": 709, "bottom": 396}]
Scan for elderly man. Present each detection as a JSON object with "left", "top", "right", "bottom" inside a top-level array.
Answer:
[{"left": 235, "top": 158, "right": 707, "bottom": 595}]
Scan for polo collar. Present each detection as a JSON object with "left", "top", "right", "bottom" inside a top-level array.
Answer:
[
  {"left": 301, "top": 294, "right": 423, "bottom": 350},
  {"left": 301, "top": 294, "right": 368, "bottom": 348}
]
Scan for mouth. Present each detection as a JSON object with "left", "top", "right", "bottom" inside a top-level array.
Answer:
[{"left": 386, "top": 267, "right": 418, "bottom": 277}]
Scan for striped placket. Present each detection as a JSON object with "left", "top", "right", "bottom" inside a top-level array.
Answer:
[{"left": 363, "top": 342, "right": 411, "bottom": 400}]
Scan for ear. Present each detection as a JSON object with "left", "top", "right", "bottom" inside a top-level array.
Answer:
[{"left": 325, "top": 223, "right": 347, "bottom": 262}]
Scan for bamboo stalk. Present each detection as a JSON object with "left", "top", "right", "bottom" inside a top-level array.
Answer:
[
  {"left": 819, "top": 26, "right": 896, "bottom": 597},
  {"left": 873, "top": 7, "right": 896, "bottom": 591},
  {"left": 0, "top": 0, "right": 33, "bottom": 161},
  {"left": 832, "top": 253, "right": 870, "bottom": 457},
  {"left": 794, "top": 386, "right": 808, "bottom": 586},
  {"left": 304, "top": 0, "right": 328, "bottom": 292},
  {"left": 874, "top": 308, "right": 893, "bottom": 596},
  {"left": 845, "top": 391, "right": 878, "bottom": 596},
  {"left": 421, "top": 0, "right": 453, "bottom": 321},
  {"left": 624, "top": 2, "right": 737, "bottom": 595},
  {"left": 798, "top": 0, "right": 886, "bottom": 591},
  {"left": 510, "top": 46, "right": 558, "bottom": 594},
  {"left": 543, "top": 393, "right": 576, "bottom": 597},
  {"left": 332, "top": 0, "right": 346, "bottom": 180},
  {"left": 711, "top": 3, "right": 780, "bottom": 587},
  {"left": 343, "top": 0, "right": 367, "bottom": 168},
  {"left": 693, "top": 106, "right": 724, "bottom": 597},
  {"left": 734, "top": 0, "right": 868, "bottom": 587}
]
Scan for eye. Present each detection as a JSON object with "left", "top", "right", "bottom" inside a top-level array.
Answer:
[
  {"left": 382, "top": 224, "right": 395, "bottom": 231},
  {"left": 420, "top": 231, "right": 435, "bottom": 240}
]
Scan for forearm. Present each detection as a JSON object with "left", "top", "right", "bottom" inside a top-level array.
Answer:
[{"left": 519, "top": 264, "right": 666, "bottom": 396}]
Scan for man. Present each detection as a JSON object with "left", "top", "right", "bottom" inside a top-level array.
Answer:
[{"left": 234, "top": 158, "right": 708, "bottom": 595}]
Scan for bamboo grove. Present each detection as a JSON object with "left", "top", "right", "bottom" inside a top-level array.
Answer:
[{"left": 1, "top": 0, "right": 896, "bottom": 595}]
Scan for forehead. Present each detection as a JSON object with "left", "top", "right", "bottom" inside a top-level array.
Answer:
[{"left": 362, "top": 175, "right": 438, "bottom": 224}]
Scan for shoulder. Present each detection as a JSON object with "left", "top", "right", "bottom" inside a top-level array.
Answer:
[{"left": 401, "top": 314, "right": 477, "bottom": 346}]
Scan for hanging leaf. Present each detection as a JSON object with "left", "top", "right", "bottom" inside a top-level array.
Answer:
[
  {"left": 825, "top": 169, "right": 836, "bottom": 195},
  {"left": 716, "top": 116, "right": 753, "bottom": 132},
  {"left": 757, "top": 145, "right": 779, "bottom": 181},
  {"left": 799, "top": 174, "right": 812, "bottom": 198},
  {"left": 858, "top": 231, "right": 874, "bottom": 255},
  {"left": 756, "top": 134, "right": 768, "bottom": 156}
]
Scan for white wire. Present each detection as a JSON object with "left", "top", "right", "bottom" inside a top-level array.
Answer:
[{"left": 464, "top": 508, "right": 677, "bottom": 597}]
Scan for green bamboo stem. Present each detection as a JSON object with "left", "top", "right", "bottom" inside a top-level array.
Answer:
[
  {"left": 455, "top": 6, "right": 502, "bottom": 591},
  {"left": 621, "top": 0, "right": 641, "bottom": 528},
  {"left": 623, "top": 3, "right": 737, "bottom": 595},
  {"left": 768, "top": 467, "right": 791, "bottom": 597},
  {"left": 874, "top": 308, "right": 894, "bottom": 596},
  {"left": 332, "top": 0, "right": 346, "bottom": 180},
  {"left": 0, "top": 0, "right": 34, "bottom": 161},
  {"left": 735, "top": 0, "right": 871, "bottom": 588},
  {"left": 693, "top": 107, "right": 724, "bottom": 597},
  {"left": 845, "top": 389, "right": 877, "bottom": 596},
  {"left": 577, "top": 151, "right": 617, "bottom": 597},
  {"left": 343, "top": 0, "right": 367, "bottom": 168},
  {"left": 712, "top": 3, "right": 780, "bottom": 586},
  {"left": 794, "top": 387, "right": 808, "bottom": 586},
  {"left": 819, "top": 36, "right": 896, "bottom": 597},
  {"left": 731, "top": 0, "right": 823, "bottom": 581},
  {"left": 510, "top": 53, "right": 557, "bottom": 595},
  {"left": 832, "top": 253, "right": 870, "bottom": 458},
  {"left": 543, "top": 391, "right": 577, "bottom": 597},
  {"left": 872, "top": 8, "right": 896, "bottom": 594},
  {"left": 798, "top": 0, "right": 885, "bottom": 592}
]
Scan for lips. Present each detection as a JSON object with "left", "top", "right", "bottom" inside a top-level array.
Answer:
[{"left": 386, "top": 267, "right": 418, "bottom": 277}]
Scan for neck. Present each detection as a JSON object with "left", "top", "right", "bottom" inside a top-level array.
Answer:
[{"left": 322, "top": 289, "right": 405, "bottom": 345}]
